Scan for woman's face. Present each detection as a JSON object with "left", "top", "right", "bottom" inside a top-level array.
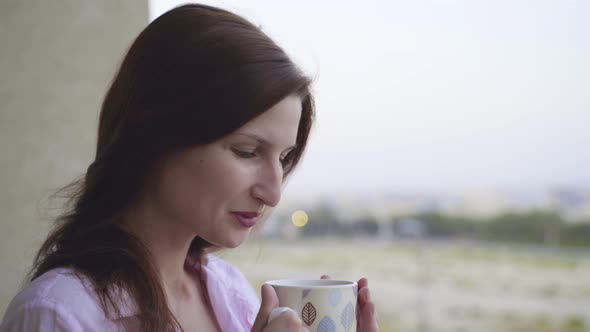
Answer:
[{"left": 151, "top": 94, "right": 302, "bottom": 248}]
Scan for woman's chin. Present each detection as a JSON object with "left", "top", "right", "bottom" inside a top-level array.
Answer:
[
  {"left": 226, "top": 236, "right": 248, "bottom": 249},
  {"left": 211, "top": 233, "right": 249, "bottom": 249}
]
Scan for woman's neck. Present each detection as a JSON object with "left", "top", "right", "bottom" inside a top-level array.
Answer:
[{"left": 122, "top": 198, "right": 198, "bottom": 299}]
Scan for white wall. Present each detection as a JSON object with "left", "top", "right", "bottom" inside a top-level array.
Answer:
[{"left": 0, "top": 0, "right": 148, "bottom": 315}]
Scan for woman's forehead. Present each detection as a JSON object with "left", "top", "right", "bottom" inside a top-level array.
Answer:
[{"left": 234, "top": 95, "right": 302, "bottom": 146}]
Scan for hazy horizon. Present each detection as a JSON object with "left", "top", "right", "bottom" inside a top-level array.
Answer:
[{"left": 150, "top": 0, "right": 589, "bottom": 199}]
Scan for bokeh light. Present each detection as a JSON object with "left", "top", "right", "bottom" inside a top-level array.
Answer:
[{"left": 291, "top": 210, "right": 309, "bottom": 227}]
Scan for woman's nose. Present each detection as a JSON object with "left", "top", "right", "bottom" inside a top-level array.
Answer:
[{"left": 251, "top": 159, "right": 282, "bottom": 207}]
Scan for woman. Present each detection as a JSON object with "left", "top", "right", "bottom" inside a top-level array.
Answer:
[{"left": 1, "top": 4, "right": 378, "bottom": 332}]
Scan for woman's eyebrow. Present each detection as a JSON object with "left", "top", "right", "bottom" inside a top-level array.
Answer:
[
  {"left": 233, "top": 133, "right": 266, "bottom": 144},
  {"left": 233, "top": 132, "right": 297, "bottom": 151}
]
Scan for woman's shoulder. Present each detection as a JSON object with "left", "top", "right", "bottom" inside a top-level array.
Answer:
[
  {"left": 1, "top": 268, "right": 107, "bottom": 330},
  {"left": 7, "top": 268, "right": 102, "bottom": 310}
]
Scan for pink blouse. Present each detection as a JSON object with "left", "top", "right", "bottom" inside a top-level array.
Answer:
[{"left": 0, "top": 255, "right": 260, "bottom": 331}]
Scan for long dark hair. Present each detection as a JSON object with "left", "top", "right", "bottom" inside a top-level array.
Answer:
[{"left": 30, "top": 4, "right": 314, "bottom": 331}]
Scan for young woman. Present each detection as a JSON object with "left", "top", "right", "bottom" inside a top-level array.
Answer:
[{"left": 1, "top": 4, "right": 378, "bottom": 332}]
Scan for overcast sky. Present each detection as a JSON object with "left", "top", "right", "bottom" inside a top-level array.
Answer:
[{"left": 150, "top": 0, "right": 589, "bottom": 199}]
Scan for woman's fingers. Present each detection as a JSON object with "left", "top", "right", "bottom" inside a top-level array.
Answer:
[
  {"left": 358, "top": 277, "right": 368, "bottom": 290},
  {"left": 251, "top": 284, "right": 279, "bottom": 332},
  {"left": 357, "top": 277, "right": 379, "bottom": 332}
]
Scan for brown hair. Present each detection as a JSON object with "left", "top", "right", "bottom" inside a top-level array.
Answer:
[{"left": 30, "top": 4, "right": 314, "bottom": 331}]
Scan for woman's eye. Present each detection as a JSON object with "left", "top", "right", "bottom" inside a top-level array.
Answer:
[
  {"left": 280, "top": 152, "right": 293, "bottom": 168},
  {"left": 232, "top": 148, "right": 256, "bottom": 158}
]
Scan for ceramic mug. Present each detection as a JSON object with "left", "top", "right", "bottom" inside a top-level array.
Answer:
[{"left": 266, "top": 279, "right": 358, "bottom": 332}]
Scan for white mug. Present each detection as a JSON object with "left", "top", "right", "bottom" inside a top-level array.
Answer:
[{"left": 266, "top": 279, "right": 358, "bottom": 332}]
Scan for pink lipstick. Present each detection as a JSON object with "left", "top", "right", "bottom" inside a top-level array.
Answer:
[{"left": 232, "top": 212, "right": 259, "bottom": 228}]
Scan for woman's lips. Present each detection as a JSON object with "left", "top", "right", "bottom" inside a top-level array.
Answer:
[{"left": 232, "top": 212, "right": 260, "bottom": 228}]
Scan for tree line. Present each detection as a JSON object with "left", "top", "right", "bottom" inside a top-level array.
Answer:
[{"left": 297, "top": 207, "right": 590, "bottom": 247}]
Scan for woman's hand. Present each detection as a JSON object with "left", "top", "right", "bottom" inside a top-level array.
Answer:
[
  {"left": 251, "top": 284, "right": 310, "bottom": 332},
  {"left": 321, "top": 275, "right": 379, "bottom": 332}
]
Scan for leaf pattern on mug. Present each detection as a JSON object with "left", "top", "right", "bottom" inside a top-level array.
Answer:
[
  {"left": 341, "top": 302, "right": 355, "bottom": 331},
  {"left": 328, "top": 288, "right": 342, "bottom": 307},
  {"left": 302, "top": 289, "right": 311, "bottom": 299},
  {"left": 318, "top": 316, "right": 336, "bottom": 332},
  {"left": 302, "top": 302, "right": 317, "bottom": 326}
]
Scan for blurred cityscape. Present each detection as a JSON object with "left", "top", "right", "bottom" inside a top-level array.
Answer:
[{"left": 264, "top": 187, "right": 590, "bottom": 247}]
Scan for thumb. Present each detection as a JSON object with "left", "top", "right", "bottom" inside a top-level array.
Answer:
[{"left": 251, "top": 284, "right": 279, "bottom": 332}]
